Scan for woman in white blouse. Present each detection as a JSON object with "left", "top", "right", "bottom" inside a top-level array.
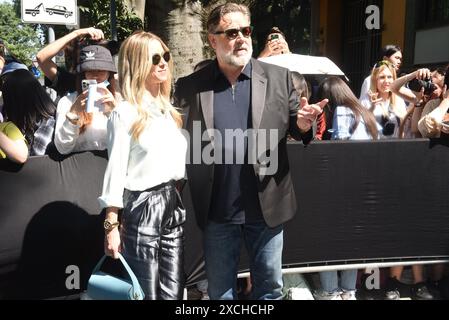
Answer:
[
  {"left": 98, "top": 31, "right": 187, "bottom": 300},
  {"left": 54, "top": 45, "right": 117, "bottom": 154},
  {"left": 360, "top": 60, "right": 407, "bottom": 139}
]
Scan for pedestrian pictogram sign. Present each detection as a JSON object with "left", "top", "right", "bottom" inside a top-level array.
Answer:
[{"left": 21, "top": 0, "right": 77, "bottom": 25}]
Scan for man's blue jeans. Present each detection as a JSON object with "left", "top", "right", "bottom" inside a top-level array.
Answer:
[{"left": 204, "top": 220, "right": 283, "bottom": 300}]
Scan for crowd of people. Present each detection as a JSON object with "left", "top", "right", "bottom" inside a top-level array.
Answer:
[{"left": 1, "top": 2, "right": 449, "bottom": 300}]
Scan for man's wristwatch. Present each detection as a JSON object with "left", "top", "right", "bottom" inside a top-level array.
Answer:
[{"left": 104, "top": 220, "right": 120, "bottom": 231}]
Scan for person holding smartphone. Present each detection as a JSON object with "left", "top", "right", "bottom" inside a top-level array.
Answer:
[
  {"left": 54, "top": 45, "right": 118, "bottom": 155},
  {"left": 418, "top": 66, "right": 449, "bottom": 138},
  {"left": 258, "top": 26, "right": 291, "bottom": 58},
  {"left": 36, "top": 27, "right": 105, "bottom": 97}
]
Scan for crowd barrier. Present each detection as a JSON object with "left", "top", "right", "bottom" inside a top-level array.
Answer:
[{"left": 1, "top": 140, "right": 449, "bottom": 299}]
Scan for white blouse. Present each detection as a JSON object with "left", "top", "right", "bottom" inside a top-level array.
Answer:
[
  {"left": 54, "top": 92, "right": 109, "bottom": 154},
  {"left": 360, "top": 97, "right": 406, "bottom": 139},
  {"left": 98, "top": 101, "right": 187, "bottom": 209}
]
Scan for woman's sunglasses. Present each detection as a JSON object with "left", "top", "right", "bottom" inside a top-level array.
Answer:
[
  {"left": 213, "top": 26, "right": 252, "bottom": 40},
  {"left": 152, "top": 51, "right": 171, "bottom": 65}
]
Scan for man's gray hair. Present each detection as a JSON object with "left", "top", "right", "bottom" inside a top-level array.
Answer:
[{"left": 206, "top": 3, "right": 251, "bottom": 33}]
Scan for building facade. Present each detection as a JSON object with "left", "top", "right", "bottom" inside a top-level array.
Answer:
[{"left": 313, "top": 0, "right": 449, "bottom": 93}]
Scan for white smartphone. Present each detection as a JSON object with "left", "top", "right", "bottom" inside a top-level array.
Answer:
[
  {"left": 82, "top": 79, "right": 98, "bottom": 113},
  {"left": 81, "top": 79, "right": 96, "bottom": 92}
]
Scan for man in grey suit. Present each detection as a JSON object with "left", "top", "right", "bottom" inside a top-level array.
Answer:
[{"left": 175, "top": 2, "right": 327, "bottom": 300}]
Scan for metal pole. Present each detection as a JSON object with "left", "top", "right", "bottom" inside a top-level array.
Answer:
[
  {"left": 48, "top": 26, "right": 56, "bottom": 62},
  {"left": 110, "top": 0, "right": 118, "bottom": 41},
  {"left": 48, "top": 26, "right": 55, "bottom": 43}
]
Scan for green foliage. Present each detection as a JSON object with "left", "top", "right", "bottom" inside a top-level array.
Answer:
[
  {"left": 197, "top": 0, "right": 254, "bottom": 58},
  {"left": 0, "top": 3, "right": 42, "bottom": 66},
  {"left": 249, "top": 0, "right": 311, "bottom": 55},
  {"left": 197, "top": 0, "right": 311, "bottom": 55},
  {"left": 79, "top": 0, "right": 143, "bottom": 42}
]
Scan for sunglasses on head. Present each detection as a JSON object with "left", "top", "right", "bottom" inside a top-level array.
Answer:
[
  {"left": 213, "top": 26, "right": 252, "bottom": 40},
  {"left": 152, "top": 51, "right": 171, "bottom": 65},
  {"left": 375, "top": 60, "right": 392, "bottom": 69}
]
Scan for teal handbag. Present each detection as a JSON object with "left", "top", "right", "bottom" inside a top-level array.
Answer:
[{"left": 87, "top": 253, "right": 145, "bottom": 300}]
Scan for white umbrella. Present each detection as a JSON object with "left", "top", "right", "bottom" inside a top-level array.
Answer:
[{"left": 259, "top": 53, "right": 347, "bottom": 81}]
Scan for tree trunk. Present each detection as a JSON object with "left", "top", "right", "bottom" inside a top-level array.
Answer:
[
  {"left": 124, "top": 0, "right": 146, "bottom": 22},
  {"left": 146, "top": 0, "right": 205, "bottom": 80}
]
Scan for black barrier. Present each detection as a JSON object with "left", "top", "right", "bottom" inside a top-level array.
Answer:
[{"left": 1, "top": 140, "right": 449, "bottom": 299}]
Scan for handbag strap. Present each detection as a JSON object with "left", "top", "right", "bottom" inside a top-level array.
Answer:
[{"left": 92, "top": 253, "right": 143, "bottom": 297}]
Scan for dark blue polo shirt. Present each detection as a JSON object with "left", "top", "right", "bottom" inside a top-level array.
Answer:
[{"left": 208, "top": 61, "right": 263, "bottom": 224}]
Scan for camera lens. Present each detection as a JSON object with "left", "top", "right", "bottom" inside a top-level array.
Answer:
[
  {"left": 382, "top": 122, "right": 395, "bottom": 136},
  {"left": 381, "top": 116, "right": 395, "bottom": 136}
]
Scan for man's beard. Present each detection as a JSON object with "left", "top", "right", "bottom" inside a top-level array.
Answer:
[{"left": 222, "top": 46, "right": 253, "bottom": 67}]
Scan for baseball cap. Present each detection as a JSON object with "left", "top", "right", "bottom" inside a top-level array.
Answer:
[{"left": 77, "top": 45, "right": 117, "bottom": 74}]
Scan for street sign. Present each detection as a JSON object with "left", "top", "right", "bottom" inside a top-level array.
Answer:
[{"left": 21, "top": 0, "right": 78, "bottom": 25}]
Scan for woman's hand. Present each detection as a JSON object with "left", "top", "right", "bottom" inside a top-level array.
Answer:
[
  {"left": 413, "top": 87, "right": 429, "bottom": 107},
  {"left": 414, "top": 68, "right": 432, "bottom": 81},
  {"left": 425, "top": 117, "right": 441, "bottom": 136},
  {"left": 69, "top": 91, "right": 88, "bottom": 115},
  {"left": 440, "top": 122, "right": 449, "bottom": 134},
  {"left": 258, "top": 37, "right": 290, "bottom": 58},
  {"left": 368, "top": 90, "right": 383, "bottom": 105},
  {"left": 97, "top": 87, "right": 117, "bottom": 114},
  {"left": 104, "top": 228, "right": 121, "bottom": 259},
  {"left": 76, "top": 27, "right": 104, "bottom": 42}
]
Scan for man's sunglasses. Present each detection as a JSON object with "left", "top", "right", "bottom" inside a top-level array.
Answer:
[
  {"left": 152, "top": 51, "right": 171, "bottom": 65},
  {"left": 213, "top": 26, "right": 252, "bottom": 40}
]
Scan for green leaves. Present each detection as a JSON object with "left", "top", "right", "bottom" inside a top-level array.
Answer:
[
  {"left": 0, "top": 3, "right": 42, "bottom": 66},
  {"left": 79, "top": 0, "right": 143, "bottom": 42}
]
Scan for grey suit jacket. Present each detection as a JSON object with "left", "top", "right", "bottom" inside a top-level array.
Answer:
[{"left": 174, "top": 58, "right": 312, "bottom": 230}]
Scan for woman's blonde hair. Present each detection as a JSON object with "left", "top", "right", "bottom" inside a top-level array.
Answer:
[
  {"left": 118, "top": 31, "right": 182, "bottom": 140},
  {"left": 370, "top": 61, "right": 406, "bottom": 120}
]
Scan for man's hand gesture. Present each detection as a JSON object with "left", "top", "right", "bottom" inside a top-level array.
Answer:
[{"left": 297, "top": 97, "right": 328, "bottom": 133}]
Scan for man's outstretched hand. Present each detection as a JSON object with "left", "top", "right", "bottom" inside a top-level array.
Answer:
[{"left": 297, "top": 97, "right": 328, "bottom": 133}]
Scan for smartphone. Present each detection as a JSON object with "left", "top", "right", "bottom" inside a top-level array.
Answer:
[
  {"left": 81, "top": 79, "right": 94, "bottom": 91},
  {"left": 270, "top": 34, "right": 279, "bottom": 41},
  {"left": 82, "top": 79, "right": 98, "bottom": 113}
]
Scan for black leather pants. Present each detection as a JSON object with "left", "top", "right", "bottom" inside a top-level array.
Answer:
[{"left": 120, "top": 181, "right": 185, "bottom": 300}]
